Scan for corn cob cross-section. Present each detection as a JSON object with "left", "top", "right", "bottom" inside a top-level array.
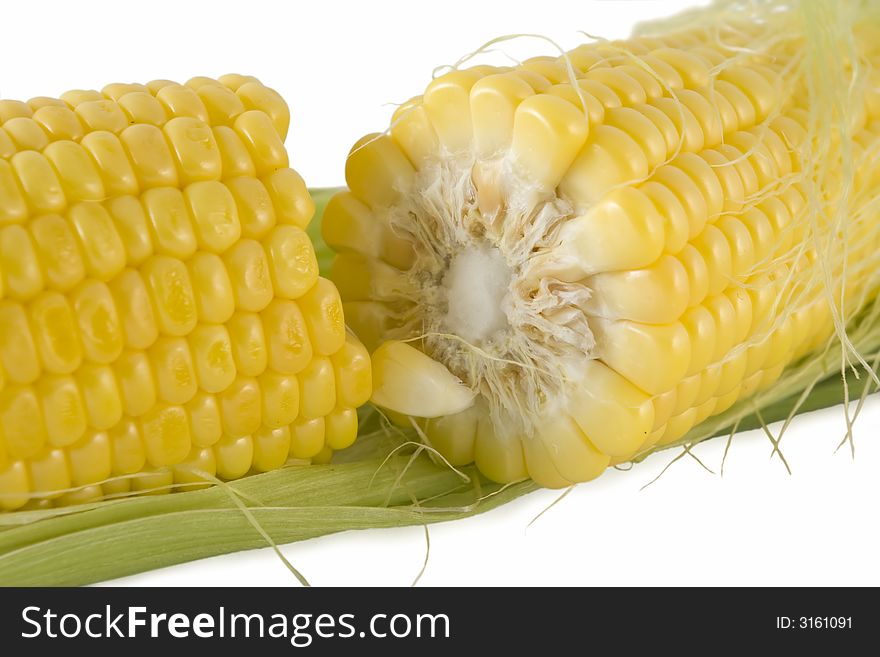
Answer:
[
  {"left": 327, "top": 10, "right": 880, "bottom": 487},
  {"left": 0, "top": 75, "right": 370, "bottom": 510}
]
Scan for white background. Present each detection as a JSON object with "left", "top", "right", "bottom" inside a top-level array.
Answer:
[{"left": 3, "top": 0, "right": 879, "bottom": 586}]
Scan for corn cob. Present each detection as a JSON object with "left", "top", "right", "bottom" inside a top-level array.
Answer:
[
  {"left": 326, "top": 13, "right": 880, "bottom": 487},
  {"left": 0, "top": 75, "right": 370, "bottom": 510}
]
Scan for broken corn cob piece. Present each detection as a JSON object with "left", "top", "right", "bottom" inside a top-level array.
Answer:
[
  {"left": 327, "top": 14, "right": 880, "bottom": 487},
  {"left": 0, "top": 75, "right": 370, "bottom": 510}
]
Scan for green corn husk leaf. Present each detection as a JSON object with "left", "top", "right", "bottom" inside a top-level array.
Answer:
[{"left": 2, "top": 0, "right": 880, "bottom": 586}]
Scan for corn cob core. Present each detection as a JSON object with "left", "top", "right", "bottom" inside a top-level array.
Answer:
[
  {"left": 327, "top": 12, "right": 880, "bottom": 487},
  {"left": 0, "top": 75, "right": 371, "bottom": 510}
]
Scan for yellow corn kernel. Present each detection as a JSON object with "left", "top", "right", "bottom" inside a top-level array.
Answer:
[
  {"left": 226, "top": 312, "right": 268, "bottom": 377},
  {"left": 141, "top": 187, "right": 198, "bottom": 259},
  {"left": 114, "top": 350, "right": 157, "bottom": 417},
  {"left": 184, "top": 180, "right": 242, "bottom": 253},
  {"left": 297, "top": 357, "right": 336, "bottom": 419},
  {"left": 212, "top": 126, "right": 257, "bottom": 178},
  {"left": 225, "top": 176, "right": 276, "bottom": 239},
  {"left": 139, "top": 404, "right": 191, "bottom": 467},
  {"left": 259, "top": 370, "right": 299, "bottom": 429},
  {"left": 148, "top": 336, "right": 198, "bottom": 405},
  {"left": 197, "top": 84, "right": 246, "bottom": 124},
  {"left": 262, "top": 168, "right": 313, "bottom": 229},
  {"left": 68, "top": 202, "right": 127, "bottom": 281},
  {"left": 156, "top": 84, "right": 210, "bottom": 124},
  {"left": 28, "top": 291, "right": 82, "bottom": 374},
  {"left": 252, "top": 425, "right": 291, "bottom": 472},
  {"left": 141, "top": 255, "right": 198, "bottom": 336},
  {"left": 289, "top": 416, "right": 324, "bottom": 459},
  {"left": 297, "top": 278, "right": 345, "bottom": 356},
  {"left": 187, "top": 253, "right": 236, "bottom": 324},
  {"left": 43, "top": 141, "right": 105, "bottom": 202},
  {"left": 233, "top": 110, "right": 287, "bottom": 175},
  {"left": 185, "top": 391, "right": 223, "bottom": 448},
  {"left": 108, "top": 269, "right": 159, "bottom": 350},
  {"left": 105, "top": 197, "right": 153, "bottom": 266},
  {"left": 330, "top": 332, "right": 372, "bottom": 409},
  {"left": 37, "top": 375, "right": 87, "bottom": 447},
  {"left": 223, "top": 239, "right": 274, "bottom": 312},
  {"left": 188, "top": 324, "right": 236, "bottom": 393},
  {"left": 75, "top": 100, "right": 129, "bottom": 133},
  {"left": 214, "top": 434, "right": 253, "bottom": 480},
  {"left": 28, "top": 447, "right": 71, "bottom": 499},
  {"left": 4, "top": 117, "right": 49, "bottom": 151},
  {"left": 0, "top": 461, "right": 30, "bottom": 510},
  {"left": 0, "top": 160, "right": 29, "bottom": 225},
  {"left": 81, "top": 131, "right": 140, "bottom": 196},
  {"left": 120, "top": 124, "right": 179, "bottom": 189},
  {"left": 235, "top": 81, "right": 290, "bottom": 141},
  {"left": 1, "top": 225, "right": 44, "bottom": 300},
  {"left": 219, "top": 376, "right": 262, "bottom": 437},
  {"left": 0, "top": 301, "right": 41, "bottom": 384},
  {"left": 30, "top": 214, "right": 85, "bottom": 292},
  {"left": 324, "top": 407, "right": 357, "bottom": 451},
  {"left": 173, "top": 446, "right": 216, "bottom": 488},
  {"left": 118, "top": 91, "right": 167, "bottom": 126},
  {"left": 163, "top": 117, "right": 222, "bottom": 184},
  {"left": 67, "top": 430, "right": 112, "bottom": 486},
  {"left": 70, "top": 280, "right": 124, "bottom": 364},
  {"left": 261, "top": 300, "right": 312, "bottom": 374},
  {"left": 263, "top": 225, "right": 318, "bottom": 300},
  {"left": 75, "top": 363, "right": 123, "bottom": 430},
  {"left": 0, "top": 384, "right": 48, "bottom": 458}
]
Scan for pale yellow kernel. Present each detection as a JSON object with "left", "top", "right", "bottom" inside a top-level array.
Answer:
[
  {"left": 75, "top": 363, "right": 123, "bottom": 430},
  {"left": 28, "top": 214, "right": 85, "bottom": 292},
  {"left": 263, "top": 168, "right": 313, "bottom": 229},
  {"left": 188, "top": 324, "right": 236, "bottom": 394},
  {"left": 36, "top": 375, "right": 87, "bottom": 447},
  {"left": 219, "top": 376, "right": 262, "bottom": 437},
  {"left": 43, "top": 140, "right": 105, "bottom": 202},
  {"left": 120, "top": 124, "right": 179, "bottom": 189},
  {"left": 28, "top": 447, "right": 71, "bottom": 499},
  {"left": 261, "top": 300, "right": 313, "bottom": 374},
  {"left": 105, "top": 196, "right": 153, "bottom": 266},
  {"left": 140, "top": 403, "right": 191, "bottom": 467},
  {"left": 67, "top": 430, "right": 112, "bottom": 486},
  {"left": 212, "top": 126, "right": 256, "bottom": 178},
  {"left": 259, "top": 370, "right": 299, "bottom": 429},
  {"left": 330, "top": 332, "right": 372, "bottom": 409},
  {"left": 148, "top": 336, "right": 198, "bottom": 405},
  {"left": 75, "top": 100, "right": 129, "bottom": 134},
  {"left": 226, "top": 312, "right": 268, "bottom": 377},
  {"left": 0, "top": 301, "right": 41, "bottom": 384},
  {"left": 0, "top": 384, "right": 48, "bottom": 458},
  {"left": 214, "top": 434, "right": 253, "bottom": 480},
  {"left": 223, "top": 239, "right": 274, "bottom": 312},
  {"left": 141, "top": 255, "right": 198, "bottom": 336},
  {"left": 184, "top": 180, "right": 242, "bottom": 253},
  {"left": 28, "top": 291, "right": 82, "bottom": 374},
  {"left": 297, "top": 357, "right": 336, "bottom": 419},
  {"left": 187, "top": 252, "right": 236, "bottom": 324},
  {"left": 110, "top": 418, "right": 146, "bottom": 475},
  {"left": 252, "top": 425, "right": 291, "bottom": 472},
  {"left": 70, "top": 280, "right": 123, "bottom": 364},
  {"left": 289, "top": 416, "right": 324, "bottom": 459},
  {"left": 1, "top": 225, "right": 44, "bottom": 300},
  {"left": 263, "top": 225, "right": 319, "bottom": 300},
  {"left": 108, "top": 268, "right": 159, "bottom": 350},
  {"left": 164, "top": 117, "right": 222, "bottom": 184},
  {"left": 141, "top": 187, "right": 198, "bottom": 259},
  {"left": 72, "top": 135, "right": 134, "bottom": 215},
  {"left": 68, "top": 202, "right": 127, "bottom": 281},
  {"left": 114, "top": 349, "right": 157, "bottom": 417},
  {"left": 233, "top": 110, "right": 288, "bottom": 176},
  {"left": 185, "top": 391, "right": 223, "bottom": 448},
  {"left": 116, "top": 91, "right": 166, "bottom": 126}
]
